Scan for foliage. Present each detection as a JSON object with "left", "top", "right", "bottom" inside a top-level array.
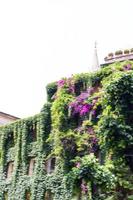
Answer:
[
  {"left": 46, "top": 82, "right": 57, "bottom": 102},
  {"left": 1, "top": 61, "right": 133, "bottom": 199}
]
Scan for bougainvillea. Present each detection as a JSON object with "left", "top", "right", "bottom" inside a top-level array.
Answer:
[{"left": 1, "top": 60, "right": 133, "bottom": 199}]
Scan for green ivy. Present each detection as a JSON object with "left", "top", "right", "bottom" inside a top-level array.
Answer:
[{"left": 1, "top": 61, "right": 133, "bottom": 199}]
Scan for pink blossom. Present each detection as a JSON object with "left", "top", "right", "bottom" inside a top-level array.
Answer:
[
  {"left": 92, "top": 97, "right": 99, "bottom": 105},
  {"left": 81, "top": 180, "right": 88, "bottom": 193},
  {"left": 57, "top": 79, "right": 66, "bottom": 88},
  {"left": 123, "top": 64, "right": 132, "bottom": 71},
  {"left": 87, "top": 127, "right": 94, "bottom": 134},
  {"left": 75, "top": 162, "right": 81, "bottom": 168},
  {"left": 91, "top": 109, "right": 96, "bottom": 116}
]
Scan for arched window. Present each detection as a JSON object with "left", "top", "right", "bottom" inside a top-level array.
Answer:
[
  {"left": 28, "top": 158, "right": 35, "bottom": 176},
  {"left": 45, "top": 158, "right": 56, "bottom": 174},
  {"left": 6, "top": 161, "right": 14, "bottom": 179}
]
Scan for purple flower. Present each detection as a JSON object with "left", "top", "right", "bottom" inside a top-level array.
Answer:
[
  {"left": 69, "top": 102, "right": 77, "bottom": 108},
  {"left": 69, "top": 101, "right": 82, "bottom": 115},
  {"left": 80, "top": 104, "right": 92, "bottom": 116},
  {"left": 87, "top": 87, "right": 95, "bottom": 95},
  {"left": 87, "top": 127, "right": 94, "bottom": 134},
  {"left": 75, "top": 105, "right": 82, "bottom": 114},
  {"left": 89, "top": 136, "right": 99, "bottom": 153},
  {"left": 69, "top": 101, "right": 92, "bottom": 116},
  {"left": 91, "top": 109, "right": 96, "bottom": 116},
  {"left": 123, "top": 64, "right": 132, "bottom": 71},
  {"left": 77, "top": 92, "right": 89, "bottom": 101},
  {"left": 92, "top": 97, "right": 99, "bottom": 105},
  {"left": 69, "top": 102, "right": 80, "bottom": 115},
  {"left": 67, "top": 78, "right": 75, "bottom": 93},
  {"left": 76, "top": 87, "right": 94, "bottom": 101},
  {"left": 69, "top": 88, "right": 98, "bottom": 116},
  {"left": 91, "top": 137, "right": 98, "bottom": 144},
  {"left": 69, "top": 85, "right": 75, "bottom": 93},
  {"left": 57, "top": 79, "right": 66, "bottom": 88}
]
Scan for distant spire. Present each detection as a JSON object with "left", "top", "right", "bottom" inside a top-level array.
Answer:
[{"left": 91, "top": 41, "right": 100, "bottom": 72}]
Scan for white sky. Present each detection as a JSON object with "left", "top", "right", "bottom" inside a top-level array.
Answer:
[{"left": 0, "top": 0, "right": 133, "bottom": 118}]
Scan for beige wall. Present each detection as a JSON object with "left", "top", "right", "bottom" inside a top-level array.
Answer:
[{"left": 0, "top": 113, "right": 19, "bottom": 125}]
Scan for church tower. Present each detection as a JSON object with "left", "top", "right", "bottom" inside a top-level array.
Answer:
[{"left": 91, "top": 41, "right": 100, "bottom": 71}]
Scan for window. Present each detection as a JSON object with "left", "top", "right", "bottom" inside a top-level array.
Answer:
[
  {"left": 6, "top": 131, "right": 14, "bottom": 148},
  {"left": 71, "top": 193, "right": 82, "bottom": 200},
  {"left": 45, "top": 191, "right": 53, "bottom": 200},
  {"left": 25, "top": 191, "right": 31, "bottom": 200},
  {"left": 28, "top": 158, "right": 35, "bottom": 176},
  {"left": 98, "top": 150, "right": 105, "bottom": 165},
  {"left": 6, "top": 161, "right": 14, "bottom": 179},
  {"left": 51, "top": 158, "right": 56, "bottom": 171},
  {"left": 4, "top": 192, "right": 8, "bottom": 200},
  {"left": 45, "top": 158, "right": 56, "bottom": 174},
  {"left": 28, "top": 124, "right": 37, "bottom": 142}
]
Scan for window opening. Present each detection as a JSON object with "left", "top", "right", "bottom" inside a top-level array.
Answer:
[
  {"left": 28, "top": 158, "right": 35, "bottom": 176},
  {"left": 6, "top": 161, "right": 14, "bottom": 179}
]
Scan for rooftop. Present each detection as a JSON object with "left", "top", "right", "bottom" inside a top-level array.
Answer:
[
  {"left": 0, "top": 111, "right": 19, "bottom": 125},
  {"left": 102, "top": 49, "right": 133, "bottom": 66}
]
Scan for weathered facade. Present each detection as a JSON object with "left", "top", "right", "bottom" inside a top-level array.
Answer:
[{"left": 0, "top": 112, "right": 19, "bottom": 126}]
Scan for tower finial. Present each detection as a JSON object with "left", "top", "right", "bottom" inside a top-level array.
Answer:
[
  {"left": 91, "top": 41, "right": 100, "bottom": 72},
  {"left": 94, "top": 41, "right": 97, "bottom": 49}
]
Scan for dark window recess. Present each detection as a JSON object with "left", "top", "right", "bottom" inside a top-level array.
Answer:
[
  {"left": 28, "top": 158, "right": 35, "bottom": 176},
  {"left": 4, "top": 192, "right": 8, "bottom": 200},
  {"left": 28, "top": 124, "right": 37, "bottom": 142},
  {"left": 74, "top": 80, "right": 84, "bottom": 96},
  {"left": 51, "top": 158, "right": 56, "bottom": 171},
  {"left": 98, "top": 150, "right": 105, "bottom": 165},
  {"left": 6, "top": 161, "right": 14, "bottom": 179},
  {"left": 45, "top": 158, "right": 56, "bottom": 174},
  {"left": 25, "top": 191, "right": 31, "bottom": 200},
  {"left": 6, "top": 132, "right": 14, "bottom": 148},
  {"left": 73, "top": 187, "right": 83, "bottom": 200},
  {"left": 125, "top": 148, "right": 133, "bottom": 172},
  {"left": 45, "top": 191, "right": 53, "bottom": 200}
]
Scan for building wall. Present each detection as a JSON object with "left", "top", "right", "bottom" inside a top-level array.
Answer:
[
  {"left": 0, "top": 108, "right": 56, "bottom": 200},
  {"left": 0, "top": 61, "right": 133, "bottom": 199},
  {"left": 0, "top": 112, "right": 19, "bottom": 125}
]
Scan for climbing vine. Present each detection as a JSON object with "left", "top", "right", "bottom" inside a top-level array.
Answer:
[{"left": 0, "top": 61, "right": 133, "bottom": 199}]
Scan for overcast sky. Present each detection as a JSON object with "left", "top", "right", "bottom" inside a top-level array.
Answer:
[{"left": 0, "top": 0, "right": 133, "bottom": 118}]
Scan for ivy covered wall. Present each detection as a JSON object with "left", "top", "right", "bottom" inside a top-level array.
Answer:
[{"left": 1, "top": 61, "right": 133, "bottom": 200}]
